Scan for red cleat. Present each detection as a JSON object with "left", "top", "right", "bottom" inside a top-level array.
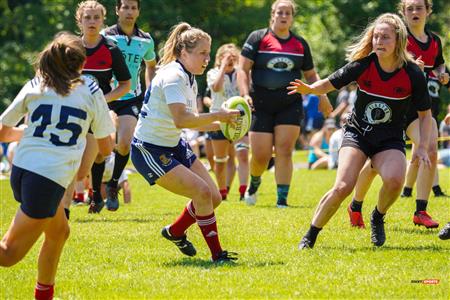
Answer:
[
  {"left": 347, "top": 205, "right": 365, "bottom": 228},
  {"left": 413, "top": 211, "right": 439, "bottom": 228}
]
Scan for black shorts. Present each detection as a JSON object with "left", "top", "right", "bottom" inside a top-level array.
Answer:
[
  {"left": 208, "top": 130, "right": 230, "bottom": 141},
  {"left": 108, "top": 95, "right": 143, "bottom": 118},
  {"left": 10, "top": 165, "right": 65, "bottom": 219},
  {"left": 341, "top": 126, "right": 405, "bottom": 158},
  {"left": 250, "top": 86, "right": 303, "bottom": 133}
]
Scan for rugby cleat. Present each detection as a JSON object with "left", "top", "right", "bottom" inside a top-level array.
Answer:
[
  {"left": 400, "top": 187, "right": 412, "bottom": 198},
  {"left": 244, "top": 191, "right": 257, "bottom": 206},
  {"left": 88, "top": 200, "right": 104, "bottom": 214},
  {"left": 413, "top": 211, "right": 439, "bottom": 228},
  {"left": 438, "top": 222, "right": 450, "bottom": 240},
  {"left": 370, "top": 212, "right": 386, "bottom": 247},
  {"left": 298, "top": 236, "right": 315, "bottom": 250},
  {"left": 212, "top": 250, "right": 238, "bottom": 263},
  {"left": 161, "top": 226, "right": 197, "bottom": 257},
  {"left": 105, "top": 185, "right": 119, "bottom": 211},
  {"left": 347, "top": 205, "right": 365, "bottom": 228}
]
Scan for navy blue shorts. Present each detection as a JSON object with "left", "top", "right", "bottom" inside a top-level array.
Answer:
[
  {"left": 10, "top": 165, "right": 65, "bottom": 219},
  {"left": 341, "top": 126, "right": 405, "bottom": 158},
  {"left": 131, "top": 138, "right": 197, "bottom": 185},
  {"left": 108, "top": 95, "right": 143, "bottom": 119}
]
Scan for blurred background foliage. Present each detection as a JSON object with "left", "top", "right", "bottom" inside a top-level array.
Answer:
[{"left": 1, "top": 0, "right": 449, "bottom": 114}]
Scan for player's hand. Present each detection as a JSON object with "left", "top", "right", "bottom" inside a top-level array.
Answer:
[
  {"left": 411, "top": 146, "right": 431, "bottom": 168},
  {"left": 318, "top": 95, "right": 333, "bottom": 117},
  {"left": 438, "top": 72, "right": 449, "bottom": 85},
  {"left": 217, "top": 108, "right": 240, "bottom": 124},
  {"left": 221, "top": 53, "right": 233, "bottom": 69},
  {"left": 243, "top": 94, "right": 254, "bottom": 111},
  {"left": 415, "top": 56, "right": 425, "bottom": 72},
  {"left": 287, "top": 79, "right": 311, "bottom": 95}
]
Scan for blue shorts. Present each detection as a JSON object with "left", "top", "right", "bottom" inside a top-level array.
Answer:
[
  {"left": 10, "top": 165, "right": 65, "bottom": 219},
  {"left": 131, "top": 137, "right": 197, "bottom": 185}
]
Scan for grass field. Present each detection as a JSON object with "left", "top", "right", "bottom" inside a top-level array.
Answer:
[{"left": 0, "top": 151, "right": 449, "bottom": 299}]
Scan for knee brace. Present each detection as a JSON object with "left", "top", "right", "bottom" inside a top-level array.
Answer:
[{"left": 213, "top": 155, "right": 229, "bottom": 163}]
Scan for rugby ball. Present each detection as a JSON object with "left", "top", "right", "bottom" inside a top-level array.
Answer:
[{"left": 220, "top": 96, "right": 252, "bottom": 141}]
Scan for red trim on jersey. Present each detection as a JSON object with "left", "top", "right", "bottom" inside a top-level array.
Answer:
[
  {"left": 407, "top": 35, "right": 439, "bottom": 69},
  {"left": 258, "top": 32, "right": 304, "bottom": 56},
  {"left": 83, "top": 44, "right": 113, "bottom": 71},
  {"left": 357, "top": 62, "right": 411, "bottom": 100}
]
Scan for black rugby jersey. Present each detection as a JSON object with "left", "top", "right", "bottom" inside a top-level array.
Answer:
[
  {"left": 241, "top": 28, "right": 313, "bottom": 90},
  {"left": 329, "top": 53, "right": 430, "bottom": 141},
  {"left": 82, "top": 36, "right": 131, "bottom": 96}
]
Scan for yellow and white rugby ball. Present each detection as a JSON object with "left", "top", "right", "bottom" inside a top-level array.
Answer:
[{"left": 220, "top": 96, "right": 252, "bottom": 142}]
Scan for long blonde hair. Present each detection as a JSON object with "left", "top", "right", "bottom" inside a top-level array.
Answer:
[
  {"left": 214, "top": 43, "right": 239, "bottom": 68},
  {"left": 75, "top": 0, "right": 106, "bottom": 31},
  {"left": 346, "top": 13, "right": 414, "bottom": 68},
  {"left": 158, "top": 22, "right": 211, "bottom": 67},
  {"left": 36, "top": 32, "right": 86, "bottom": 96}
]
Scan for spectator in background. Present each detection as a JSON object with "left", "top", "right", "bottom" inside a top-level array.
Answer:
[{"left": 307, "top": 118, "right": 336, "bottom": 170}]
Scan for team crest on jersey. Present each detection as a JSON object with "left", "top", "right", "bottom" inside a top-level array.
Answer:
[
  {"left": 427, "top": 80, "right": 440, "bottom": 98},
  {"left": 267, "top": 57, "right": 294, "bottom": 72},
  {"left": 159, "top": 154, "right": 172, "bottom": 166},
  {"left": 363, "top": 101, "right": 392, "bottom": 125}
]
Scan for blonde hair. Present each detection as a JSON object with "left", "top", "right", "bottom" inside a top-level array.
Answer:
[
  {"left": 75, "top": 0, "right": 106, "bottom": 31},
  {"left": 398, "top": 0, "right": 433, "bottom": 17},
  {"left": 346, "top": 13, "right": 414, "bottom": 69},
  {"left": 158, "top": 22, "right": 211, "bottom": 66},
  {"left": 36, "top": 32, "right": 86, "bottom": 96},
  {"left": 270, "top": 0, "right": 297, "bottom": 26},
  {"left": 214, "top": 43, "right": 240, "bottom": 67}
]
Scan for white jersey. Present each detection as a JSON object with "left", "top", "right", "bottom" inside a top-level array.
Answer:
[
  {"left": 134, "top": 61, "right": 198, "bottom": 147},
  {"left": 206, "top": 67, "right": 239, "bottom": 112},
  {"left": 0, "top": 76, "right": 115, "bottom": 188}
]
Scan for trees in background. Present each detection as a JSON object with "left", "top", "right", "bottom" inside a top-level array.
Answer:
[{"left": 1, "top": 0, "right": 448, "bottom": 113}]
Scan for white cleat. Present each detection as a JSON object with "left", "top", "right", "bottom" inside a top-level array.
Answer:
[{"left": 244, "top": 191, "right": 257, "bottom": 206}]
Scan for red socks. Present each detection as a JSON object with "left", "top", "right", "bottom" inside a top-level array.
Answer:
[
  {"left": 196, "top": 212, "right": 222, "bottom": 260},
  {"left": 219, "top": 189, "right": 228, "bottom": 200},
  {"left": 169, "top": 201, "right": 196, "bottom": 237},
  {"left": 35, "top": 282, "right": 54, "bottom": 300},
  {"left": 239, "top": 185, "right": 247, "bottom": 198}
]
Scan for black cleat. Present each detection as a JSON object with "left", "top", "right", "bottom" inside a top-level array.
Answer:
[
  {"left": 105, "top": 185, "right": 119, "bottom": 211},
  {"left": 438, "top": 222, "right": 450, "bottom": 240},
  {"left": 212, "top": 250, "right": 238, "bottom": 263},
  {"left": 161, "top": 226, "right": 197, "bottom": 257},
  {"left": 400, "top": 187, "right": 412, "bottom": 198},
  {"left": 298, "top": 236, "right": 315, "bottom": 250},
  {"left": 88, "top": 200, "right": 104, "bottom": 214},
  {"left": 370, "top": 213, "right": 386, "bottom": 247}
]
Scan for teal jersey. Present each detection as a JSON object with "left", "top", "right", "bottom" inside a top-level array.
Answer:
[{"left": 102, "top": 24, "right": 156, "bottom": 101}]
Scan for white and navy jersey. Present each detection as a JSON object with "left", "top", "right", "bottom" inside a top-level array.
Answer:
[
  {"left": 134, "top": 60, "right": 198, "bottom": 147},
  {"left": 328, "top": 53, "right": 430, "bottom": 142},
  {"left": 241, "top": 28, "right": 314, "bottom": 90},
  {"left": 0, "top": 76, "right": 115, "bottom": 188},
  {"left": 206, "top": 67, "right": 239, "bottom": 112}
]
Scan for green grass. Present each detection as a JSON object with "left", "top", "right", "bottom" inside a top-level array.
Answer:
[{"left": 0, "top": 151, "right": 449, "bottom": 299}]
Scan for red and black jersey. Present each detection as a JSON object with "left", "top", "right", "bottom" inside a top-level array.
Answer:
[
  {"left": 241, "top": 28, "right": 314, "bottom": 90},
  {"left": 329, "top": 53, "right": 430, "bottom": 142},
  {"left": 407, "top": 29, "right": 444, "bottom": 73},
  {"left": 82, "top": 36, "right": 131, "bottom": 96}
]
